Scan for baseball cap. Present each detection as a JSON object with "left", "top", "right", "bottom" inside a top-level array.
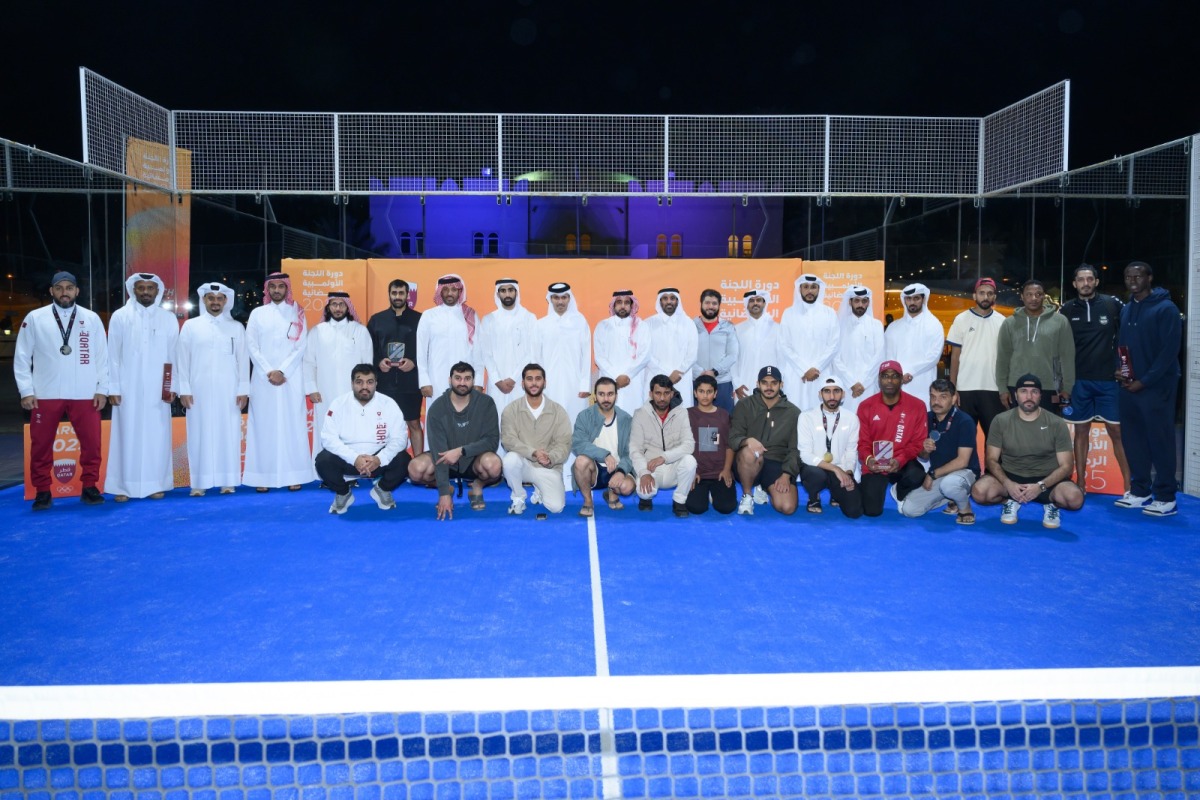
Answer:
[
  {"left": 1013, "top": 373, "right": 1042, "bottom": 391},
  {"left": 757, "top": 365, "right": 781, "bottom": 381},
  {"left": 878, "top": 360, "right": 903, "bottom": 375}
]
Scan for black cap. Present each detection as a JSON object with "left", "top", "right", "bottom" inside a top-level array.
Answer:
[
  {"left": 757, "top": 365, "right": 781, "bottom": 381},
  {"left": 1014, "top": 374, "right": 1042, "bottom": 391}
]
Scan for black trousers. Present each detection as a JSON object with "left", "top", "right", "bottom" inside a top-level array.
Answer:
[
  {"left": 315, "top": 449, "right": 412, "bottom": 494},
  {"left": 799, "top": 464, "right": 864, "bottom": 518},
  {"left": 860, "top": 459, "right": 927, "bottom": 517},
  {"left": 685, "top": 478, "right": 738, "bottom": 515},
  {"left": 958, "top": 390, "right": 1006, "bottom": 439}
]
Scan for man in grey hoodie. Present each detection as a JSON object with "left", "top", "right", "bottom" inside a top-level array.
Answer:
[
  {"left": 629, "top": 374, "right": 697, "bottom": 517},
  {"left": 995, "top": 279, "right": 1075, "bottom": 415}
]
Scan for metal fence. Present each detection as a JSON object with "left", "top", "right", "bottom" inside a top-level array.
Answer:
[{"left": 79, "top": 69, "right": 1073, "bottom": 198}]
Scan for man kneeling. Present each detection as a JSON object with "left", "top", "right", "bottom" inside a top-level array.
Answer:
[
  {"left": 572, "top": 377, "right": 636, "bottom": 517},
  {"left": 970, "top": 374, "right": 1084, "bottom": 529},
  {"left": 630, "top": 374, "right": 697, "bottom": 517},
  {"left": 316, "top": 364, "right": 411, "bottom": 514},
  {"left": 501, "top": 364, "right": 573, "bottom": 514}
]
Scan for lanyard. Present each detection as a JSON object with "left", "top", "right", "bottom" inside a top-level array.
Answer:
[
  {"left": 821, "top": 409, "right": 840, "bottom": 454},
  {"left": 53, "top": 306, "right": 78, "bottom": 355},
  {"left": 930, "top": 407, "right": 956, "bottom": 441}
]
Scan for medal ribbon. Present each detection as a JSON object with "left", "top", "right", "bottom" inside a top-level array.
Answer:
[
  {"left": 54, "top": 306, "right": 78, "bottom": 354},
  {"left": 821, "top": 409, "right": 840, "bottom": 455}
]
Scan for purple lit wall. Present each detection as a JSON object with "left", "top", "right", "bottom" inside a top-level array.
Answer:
[{"left": 368, "top": 177, "right": 783, "bottom": 259}]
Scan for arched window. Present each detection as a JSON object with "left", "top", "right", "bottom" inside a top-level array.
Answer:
[
  {"left": 472, "top": 232, "right": 484, "bottom": 256},
  {"left": 399, "top": 232, "right": 412, "bottom": 256},
  {"left": 415, "top": 232, "right": 425, "bottom": 256},
  {"left": 487, "top": 233, "right": 499, "bottom": 256},
  {"left": 580, "top": 233, "right": 591, "bottom": 253},
  {"left": 656, "top": 234, "right": 667, "bottom": 258},
  {"left": 670, "top": 234, "right": 682, "bottom": 258},
  {"left": 727, "top": 235, "right": 738, "bottom": 258},
  {"left": 566, "top": 233, "right": 577, "bottom": 253},
  {"left": 741, "top": 234, "right": 753, "bottom": 258}
]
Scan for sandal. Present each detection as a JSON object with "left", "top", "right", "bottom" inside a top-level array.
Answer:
[
  {"left": 806, "top": 498, "right": 823, "bottom": 514},
  {"left": 579, "top": 504, "right": 594, "bottom": 517},
  {"left": 256, "top": 487, "right": 269, "bottom": 493},
  {"left": 943, "top": 501, "right": 959, "bottom": 515},
  {"left": 956, "top": 510, "right": 976, "bottom": 525},
  {"left": 469, "top": 491, "right": 486, "bottom": 511},
  {"left": 605, "top": 489, "right": 625, "bottom": 510}
]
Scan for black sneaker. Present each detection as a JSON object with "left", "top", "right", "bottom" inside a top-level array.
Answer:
[
  {"left": 80, "top": 486, "right": 105, "bottom": 505},
  {"left": 32, "top": 491, "right": 52, "bottom": 511},
  {"left": 672, "top": 501, "right": 690, "bottom": 518},
  {"left": 638, "top": 498, "right": 653, "bottom": 511}
]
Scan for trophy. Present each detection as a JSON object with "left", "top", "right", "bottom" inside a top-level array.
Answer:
[
  {"left": 1117, "top": 345, "right": 1134, "bottom": 380},
  {"left": 872, "top": 441, "right": 893, "bottom": 469},
  {"left": 387, "top": 342, "right": 405, "bottom": 363}
]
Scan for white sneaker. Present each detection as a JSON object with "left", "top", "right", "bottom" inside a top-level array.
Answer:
[
  {"left": 888, "top": 483, "right": 904, "bottom": 515},
  {"left": 508, "top": 498, "right": 526, "bottom": 515},
  {"left": 530, "top": 488, "right": 543, "bottom": 506},
  {"left": 738, "top": 494, "right": 755, "bottom": 515},
  {"left": 370, "top": 482, "right": 395, "bottom": 510},
  {"left": 1000, "top": 499, "right": 1019, "bottom": 524},
  {"left": 1114, "top": 492, "right": 1152, "bottom": 509},
  {"left": 1042, "top": 503, "right": 1060, "bottom": 529},
  {"left": 329, "top": 492, "right": 355, "bottom": 515},
  {"left": 1142, "top": 500, "right": 1177, "bottom": 517},
  {"left": 752, "top": 486, "right": 769, "bottom": 505}
]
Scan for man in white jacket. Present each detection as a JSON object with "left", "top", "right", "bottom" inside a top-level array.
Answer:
[
  {"left": 629, "top": 374, "right": 697, "bottom": 517},
  {"left": 14, "top": 270, "right": 110, "bottom": 510},
  {"left": 316, "top": 363, "right": 411, "bottom": 514}
]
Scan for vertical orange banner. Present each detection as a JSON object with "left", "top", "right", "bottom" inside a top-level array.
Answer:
[{"left": 125, "top": 138, "right": 191, "bottom": 317}]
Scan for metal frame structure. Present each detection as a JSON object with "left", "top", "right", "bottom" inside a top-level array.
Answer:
[{"left": 78, "top": 69, "right": 1069, "bottom": 199}]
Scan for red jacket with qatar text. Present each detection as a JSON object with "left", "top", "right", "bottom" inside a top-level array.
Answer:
[{"left": 856, "top": 390, "right": 928, "bottom": 468}]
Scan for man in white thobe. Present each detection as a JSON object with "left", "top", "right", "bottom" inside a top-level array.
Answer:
[
  {"left": 733, "top": 289, "right": 779, "bottom": 403},
  {"left": 885, "top": 282, "right": 946, "bottom": 411},
  {"left": 778, "top": 273, "right": 840, "bottom": 410},
  {"left": 833, "top": 284, "right": 886, "bottom": 414},
  {"left": 534, "top": 281, "right": 592, "bottom": 482},
  {"left": 594, "top": 290, "right": 653, "bottom": 417},
  {"left": 479, "top": 278, "right": 538, "bottom": 417},
  {"left": 303, "top": 291, "right": 372, "bottom": 458},
  {"left": 416, "top": 273, "right": 481, "bottom": 396},
  {"left": 243, "top": 272, "right": 315, "bottom": 490},
  {"left": 645, "top": 287, "right": 699, "bottom": 408},
  {"left": 176, "top": 282, "right": 249, "bottom": 495},
  {"left": 105, "top": 272, "right": 179, "bottom": 501}
]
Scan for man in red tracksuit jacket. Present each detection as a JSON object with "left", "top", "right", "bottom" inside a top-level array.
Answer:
[{"left": 857, "top": 360, "right": 928, "bottom": 516}]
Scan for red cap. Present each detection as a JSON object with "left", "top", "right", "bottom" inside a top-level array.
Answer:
[
  {"left": 879, "top": 360, "right": 903, "bottom": 375},
  {"left": 974, "top": 277, "right": 997, "bottom": 291}
]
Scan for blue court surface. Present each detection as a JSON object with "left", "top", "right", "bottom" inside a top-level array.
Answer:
[{"left": 0, "top": 483, "right": 1197, "bottom": 688}]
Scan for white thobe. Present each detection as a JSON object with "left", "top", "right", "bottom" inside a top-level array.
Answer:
[
  {"left": 834, "top": 316, "right": 886, "bottom": 414},
  {"left": 885, "top": 311, "right": 946, "bottom": 411},
  {"left": 105, "top": 302, "right": 179, "bottom": 497},
  {"left": 479, "top": 305, "right": 538, "bottom": 416},
  {"left": 243, "top": 302, "right": 315, "bottom": 487},
  {"left": 733, "top": 316, "right": 780, "bottom": 398},
  {"left": 302, "top": 318, "right": 373, "bottom": 456},
  {"left": 778, "top": 303, "right": 840, "bottom": 410},
  {"left": 416, "top": 304, "right": 480, "bottom": 394},
  {"left": 645, "top": 313, "right": 699, "bottom": 408},
  {"left": 535, "top": 310, "right": 592, "bottom": 423},
  {"left": 594, "top": 317, "right": 653, "bottom": 416},
  {"left": 176, "top": 313, "right": 249, "bottom": 490}
]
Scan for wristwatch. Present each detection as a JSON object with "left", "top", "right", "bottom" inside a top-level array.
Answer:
[{"left": 1037, "top": 480, "right": 1047, "bottom": 493}]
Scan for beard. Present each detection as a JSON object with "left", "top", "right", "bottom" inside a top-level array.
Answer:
[{"left": 700, "top": 307, "right": 719, "bottom": 320}]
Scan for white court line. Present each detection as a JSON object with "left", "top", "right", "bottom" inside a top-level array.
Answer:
[
  {"left": 2, "top": 667, "right": 1197, "bottom": 720},
  {"left": 586, "top": 511, "right": 610, "bottom": 679}
]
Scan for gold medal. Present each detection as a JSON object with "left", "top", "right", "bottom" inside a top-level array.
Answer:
[{"left": 822, "top": 452, "right": 833, "bottom": 463}]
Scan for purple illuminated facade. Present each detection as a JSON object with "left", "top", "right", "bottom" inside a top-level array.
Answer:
[{"left": 368, "top": 177, "right": 783, "bottom": 259}]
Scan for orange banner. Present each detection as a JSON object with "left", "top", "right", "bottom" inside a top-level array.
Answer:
[
  {"left": 125, "top": 138, "right": 192, "bottom": 318},
  {"left": 282, "top": 258, "right": 370, "bottom": 330},
  {"left": 24, "top": 417, "right": 249, "bottom": 500}
]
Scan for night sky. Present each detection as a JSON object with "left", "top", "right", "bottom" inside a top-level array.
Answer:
[{"left": 3, "top": 1, "right": 1196, "bottom": 174}]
